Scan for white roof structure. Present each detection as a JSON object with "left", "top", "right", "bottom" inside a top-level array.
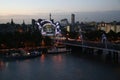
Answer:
[{"left": 36, "top": 19, "right": 61, "bottom": 36}]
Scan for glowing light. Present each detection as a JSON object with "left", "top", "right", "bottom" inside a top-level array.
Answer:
[
  {"left": 27, "top": 53, "right": 30, "bottom": 55},
  {"left": 36, "top": 19, "right": 61, "bottom": 36}
]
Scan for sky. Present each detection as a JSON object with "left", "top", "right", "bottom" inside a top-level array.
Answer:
[{"left": 0, "top": 0, "right": 120, "bottom": 24}]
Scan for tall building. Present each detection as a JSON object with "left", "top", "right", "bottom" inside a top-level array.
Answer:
[
  {"left": 71, "top": 14, "right": 75, "bottom": 24},
  {"left": 49, "top": 13, "right": 51, "bottom": 21},
  {"left": 32, "top": 19, "right": 36, "bottom": 26},
  {"left": 11, "top": 19, "right": 14, "bottom": 25},
  {"left": 49, "top": 13, "right": 54, "bottom": 23}
]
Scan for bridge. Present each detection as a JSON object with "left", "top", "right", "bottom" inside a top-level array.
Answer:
[{"left": 58, "top": 39, "right": 120, "bottom": 63}]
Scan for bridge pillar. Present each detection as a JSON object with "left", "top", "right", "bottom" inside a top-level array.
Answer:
[
  {"left": 105, "top": 51, "right": 112, "bottom": 62},
  {"left": 113, "top": 52, "right": 118, "bottom": 63},
  {"left": 73, "top": 46, "right": 83, "bottom": 54},
  {"left": 82, "top": 48, "right": 86, "bottom": 54},
  {"left": 66, "top": 45, "right": 71, "bottom": 51},
  {"left": 89, "top": 48, "right": 94, "bottom": 55},
  {"left": 84, "top": 48, "right": 94, "bottom": 56},
  {"left": 97, "top": 49, "right": 103, "bottom": 56}
]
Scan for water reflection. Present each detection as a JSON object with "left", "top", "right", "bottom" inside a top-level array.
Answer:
[
  {"left": 0, "top": 61, "right": 9, "bottom": 70},
  {"left": 52, "top": 54, "right": 65, "bottom": 71},
  {"left": 0, "top": 61, "right": 5, "bottom": 70},
  {"left": 52, "top": 54, "right": 63, "bottom": 63},
  {"left": 40, "top": 54, "right": 45, "bottom": 63},
  {"left": 0, "top": 54, "right": 120, "bottom": 80}
]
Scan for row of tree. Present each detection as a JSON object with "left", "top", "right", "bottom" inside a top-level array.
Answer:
[
  {"left": 0, "top": 29, "right": 119, "bottom": 49},
  {"left": 65, "top": 30, "right": 120, "bottom": 42},
  {"left": 85, "top": 30, "right": 120, "bottom": 41},
  {"left": 0, "top": 31, "right": 52, "bottom": 49}
]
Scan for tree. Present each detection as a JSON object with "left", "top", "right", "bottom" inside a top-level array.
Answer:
[
  {"left": 85, "top": 30, "right": 105, "bottom": 41},
  {"left": 107, "top": 30, "right": 117, "bottom": 41}
]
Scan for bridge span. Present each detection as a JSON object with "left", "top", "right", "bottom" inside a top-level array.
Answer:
[{"left": 59, "top": 40, "right": 120, "bottom": 63}]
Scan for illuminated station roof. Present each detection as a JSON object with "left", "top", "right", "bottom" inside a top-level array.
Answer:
[{"left": 36, "top": 19, "right": 61, "bottom": 36}]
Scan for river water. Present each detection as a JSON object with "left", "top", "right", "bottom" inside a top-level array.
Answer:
[{"left": 0, "top": 53, "right": 120, "bottom": 80}]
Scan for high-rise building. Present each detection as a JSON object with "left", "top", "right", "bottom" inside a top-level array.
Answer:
[
  {"left": 32, "top": 19, "right": 36, "bottom": 26},
  {"left": 49, "top": 13, "right": 51, "bottom": 21},
  {"left": 49, "top": 13, "right": 54, "bottom": 23},
  {"left": 11, "top": 19, "right": 14, "bottom": 25},
  {"left": 71, "top": 14, "right": 75, "bottom": 24}
]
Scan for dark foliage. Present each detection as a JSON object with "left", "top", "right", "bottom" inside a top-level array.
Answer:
[{"left": 0, "top": 31, "right": 43, "bottom": 48}]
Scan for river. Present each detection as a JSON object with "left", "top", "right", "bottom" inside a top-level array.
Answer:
[{"left": 0, "top": 53, "right": 120, "bottom": 80}]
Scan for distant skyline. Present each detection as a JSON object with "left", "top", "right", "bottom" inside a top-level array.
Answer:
[{"left": 0, "top": 0, "right": 120, "bottom": 24}]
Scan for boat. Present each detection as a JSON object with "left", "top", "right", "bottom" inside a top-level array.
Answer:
[
  {"left": 47, "top": 47, "right": 71, "bottom": 54},
  {"left": 0, "top": 49, "right": 42, "bottom": 61}
]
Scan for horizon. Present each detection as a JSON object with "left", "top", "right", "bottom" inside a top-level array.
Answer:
[
  {"left": 0, "top": 11, "right": 120, "bottom": 24},
  {"left": 0, "top": 0, "right": 120, "bottom": 24}
]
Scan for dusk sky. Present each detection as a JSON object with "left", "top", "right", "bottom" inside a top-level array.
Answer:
[{"left": 0, "top": 0, "right": 120, "bottom": 24}]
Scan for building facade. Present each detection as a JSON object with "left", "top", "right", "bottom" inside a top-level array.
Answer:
[
  {"left": 71, "top": 14, "right": 75, "bottom": 24},
  {"left": 98, "top": 22, "right": 120, "bottom": 33}
]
